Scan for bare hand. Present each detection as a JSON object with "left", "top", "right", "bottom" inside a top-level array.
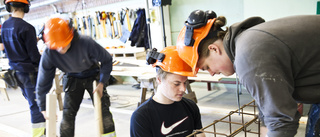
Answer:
[
  {"left": 41, "top": 111, "right": 57, "bottom": 121},
  {"left": 93, "top": 82, "right": 104, "bottom": 98},
  {"left": 41, "top": 111, "right": 49, "bottom": 120}
]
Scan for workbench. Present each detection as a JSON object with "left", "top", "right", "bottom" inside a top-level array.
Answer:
[
  {"left": 0, "top": 58, "right": 238, "bottom": 107},
  {"left": 111, "top": 59, "right": 237, "bottom": 106}
]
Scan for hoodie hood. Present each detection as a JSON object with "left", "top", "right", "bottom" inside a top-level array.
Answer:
[{"left": 223, "top": 17, "right": 265, "bottom": 63}]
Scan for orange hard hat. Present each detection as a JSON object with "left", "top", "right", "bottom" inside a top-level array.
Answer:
[
  {"left": 43, "top": 17, "right": 74, "bottom": 50},
  {"left": 176, "top": 10, "right": 216, "bottom": 75},
  {"left": 5, "top": 0, "right": 29, "bottom": 4},
  {"left": 148, "top": 46, "right": 196, "bottom": 77}
]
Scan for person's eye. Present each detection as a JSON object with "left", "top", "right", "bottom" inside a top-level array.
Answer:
[
  {"left": 174, "top": 82, "right": 180, "bottom": 86},
  {"left": 206, "top": 66, "right": 210, "bottom": 70}
]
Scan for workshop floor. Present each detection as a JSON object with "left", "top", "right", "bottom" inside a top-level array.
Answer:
[{"left": 0, "top": 81, "right": 308, "bottom": 137}]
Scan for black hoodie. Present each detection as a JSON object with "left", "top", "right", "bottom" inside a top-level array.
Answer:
[{"left": 223, "top": 15, "right": 320, "bottom": 137}]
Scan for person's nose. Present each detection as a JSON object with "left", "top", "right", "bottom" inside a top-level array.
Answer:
[
  {"left": 180, "top": 84, "right": 187, "bottom": 92},
  {"left": 207, "top": 69, "right": 215, "bottom": 76}
]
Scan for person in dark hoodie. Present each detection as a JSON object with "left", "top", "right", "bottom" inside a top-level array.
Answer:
[
  {"left": 36, "top": 17, "right": 116, "bottom": 137},
  {"left": 176, "top": 10, "right": 320, "bottom": 137},
  {"left": 1, "top": 0, "right": 45, "bottom": 136}
]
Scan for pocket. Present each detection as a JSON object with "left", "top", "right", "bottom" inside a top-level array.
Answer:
[
  {"left": 102, "top": 91, "right": 111, "bottom": 107},
  {"left": 63, "top": 75, "right": 76, "bottom": 92},
  {"left": 1, "top": 69, "right": 18, "bottom": 89}
]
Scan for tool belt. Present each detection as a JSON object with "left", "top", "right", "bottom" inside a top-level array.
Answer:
[
  {"left": 1, "top": 69, "right": 18, "bottom": 89},
  {"left": 66, "top": 64, "right": 100, "bottom": 79}
]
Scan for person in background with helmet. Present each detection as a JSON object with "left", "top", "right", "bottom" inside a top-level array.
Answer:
[
  {"left": 176, "top": 10, "right": 320, "bottom": 137},
  {"left": 130, "top": 46, "right": 205, "bottom": 137},
  {"left": 36, "top": 17, "right": 116, "bottom": 137},
  {"left": 1, "top": 0, "right": 45, "bottom": 136}
]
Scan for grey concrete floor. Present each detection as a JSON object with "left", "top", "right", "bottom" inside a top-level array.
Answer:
[{"left": 0, "top": 81, "right": 308, "bottom": 137}]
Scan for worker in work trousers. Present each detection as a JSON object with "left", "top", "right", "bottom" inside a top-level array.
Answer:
[
  {"left": 1, "top": 0, "right": 45, "bottom": 136},
  {"left": 36, "top": 16, "right": 116, "bottom": 137},
  {"left": 60, "top": 65, "right": 115, "bottom": 136}
]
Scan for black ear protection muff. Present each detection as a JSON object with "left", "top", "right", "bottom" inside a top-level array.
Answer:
[
  {"left": 4, "top": 0, "right": 30, "bottom": 13},
  {"left": 68, "top": 18, "right": 73, "bottom": 30},
  {"left": 146, "top": 48, "right": 165, "bottom": 65},
  {"left": 24, "top": 0, "right": 30, "bottom": 13},
  {"left": 184, "top": 10, "right": 217, "bottom": 47}
]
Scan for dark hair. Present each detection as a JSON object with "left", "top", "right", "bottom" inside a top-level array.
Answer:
[
  {"left": 6, "top": 1, "right": 29, "bottom": 13},
  {"left": 198, "top": 16, "right": 228, "bottom": 59}
]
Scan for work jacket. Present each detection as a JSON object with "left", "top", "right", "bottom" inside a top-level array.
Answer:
[{"left": 223, "top": 15, "right": 320, "bottom": 137}]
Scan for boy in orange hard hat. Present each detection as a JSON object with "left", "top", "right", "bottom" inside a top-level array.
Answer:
[
  {"left": 130, "top": 46, "right": 205, "bottom": 137},
  {"left": 1, "top": 0, "right": 45, "bottom": 136},
  {"left": 36, "top": 17, "right": 116, "bottom": 137},
  {"left": 176, "top": 10, "right": 320, "bottom": 137}
]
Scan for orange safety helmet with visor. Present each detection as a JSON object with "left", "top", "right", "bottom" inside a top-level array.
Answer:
[
  {"left": 43, "top": 17, "right": 74, "bottom": 50},
  {"left": 146, "top": 46, "right": 196, "bottom": 77},
  {"left": 176, "top": 10, "right": 219, "bottom": 75}
]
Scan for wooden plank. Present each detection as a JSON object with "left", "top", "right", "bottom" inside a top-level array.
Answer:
[
  {"left": 46, "top": 93, "right": 57, "bottom": 137},
  {"left": 107, "top": 47, "right": 144, "bottom": 53},
  {"left": 0, "top": 88, "right": 9, "bottom": 101},
  {"left": 94, "top": 92, "right": 103, "bottom": 137},
  {"left": 0, "top": 78, "right": 7, "bottom": 88},
  {"left": 0, "top": 78, "right": 9, "bottom": 101},
  {"left": 53, "top": 72, "right": 63, "bottom": 111}
]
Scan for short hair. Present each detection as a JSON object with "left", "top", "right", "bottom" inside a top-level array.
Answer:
[
  {"left": 156, "top": 67, "right": 171, "bottom": 81},
  {"left": 10, "top": 2, "right": 25, "bottom": 12}
]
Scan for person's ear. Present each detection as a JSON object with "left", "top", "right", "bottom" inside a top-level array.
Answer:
[{"left": 208, "top": 44, "right": 221, "bottom": 55}]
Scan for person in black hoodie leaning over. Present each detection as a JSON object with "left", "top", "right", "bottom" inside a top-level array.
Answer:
[
  {"left": 1, "top": 0, "right": 45, "bottom": 136},
  {"left": 176, "top": 10, "right": 320, "bottom": 137}
]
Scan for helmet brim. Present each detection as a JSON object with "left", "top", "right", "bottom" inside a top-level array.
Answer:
[{"left": 176, "top": 18, "right": 215, "bottom": 75}]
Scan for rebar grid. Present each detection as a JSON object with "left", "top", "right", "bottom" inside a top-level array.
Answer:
[{"left": 187, "top": 100, "right": 260, "bottom": 137}]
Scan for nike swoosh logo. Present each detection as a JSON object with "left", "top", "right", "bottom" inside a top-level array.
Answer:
[{"left": 161, "top": 116, "right": 188, "bottom": 135}]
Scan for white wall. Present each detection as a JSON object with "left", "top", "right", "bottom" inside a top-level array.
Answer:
[
  {"left": 169, "top": 0, "right": 319, "bottom": 45},
  {"left": 169, "top": 0, "right": 244, "bottom": 46},
  {"left": 243, "top": 0, "right": 318, "bottom": 21}
]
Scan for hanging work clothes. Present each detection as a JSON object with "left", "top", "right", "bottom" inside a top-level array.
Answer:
[{"left": 129, "top": 8, "right": 150, "bottom": 49}]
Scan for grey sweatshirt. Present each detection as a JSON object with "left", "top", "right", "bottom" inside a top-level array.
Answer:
[
  {"left": 36, "top": 32, "right": 113, "bottom": 111},
  {"left": 224, "top": 15, "right": 320, "bottom": 137}
]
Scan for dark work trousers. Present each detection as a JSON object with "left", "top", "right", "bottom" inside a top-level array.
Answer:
[
  {"left": 15, "top": 71, "right": 46, "bottom": 124},
  {"left": 60, "top": 75, "right": 115, "bottom": 137},
  {"left": 306, "top": 103, "right": 320, "bottom": 137}
]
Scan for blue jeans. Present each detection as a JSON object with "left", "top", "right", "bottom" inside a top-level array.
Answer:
[
  {"left": 306, "top": 104, "right": 320, "bottom": 137},
  {"left": 15, "top": 71, "right": 45, "bottom": 124}
]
